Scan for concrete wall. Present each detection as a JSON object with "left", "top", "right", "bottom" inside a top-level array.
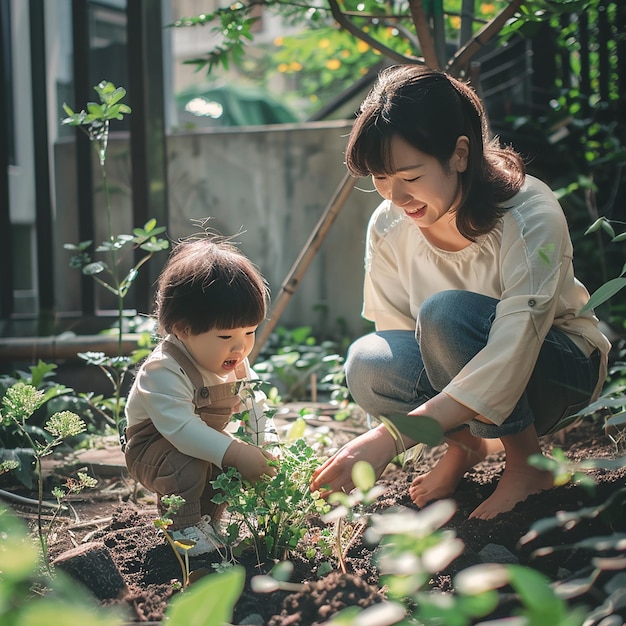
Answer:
[{"left": 54, "top": 121, "right": 380, "bottom": 342}]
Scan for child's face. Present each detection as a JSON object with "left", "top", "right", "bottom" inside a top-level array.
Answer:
[{"left": 176, "top": 325, "right": 258, "bottom": 375}]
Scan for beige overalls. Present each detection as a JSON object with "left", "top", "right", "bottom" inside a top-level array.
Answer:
[{"left": 125, "top": 340, "right": 248, "bottom": 529}]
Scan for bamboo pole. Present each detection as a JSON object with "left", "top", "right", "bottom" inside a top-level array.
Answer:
[{"left": 250, "top": 172, "right": 358, "bottom": 363}]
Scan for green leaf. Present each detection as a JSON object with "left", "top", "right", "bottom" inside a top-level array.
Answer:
[
  {"left": 86, "top": 102, "right": 104, "bottom": 118},
  {"left": 164, "top": 565, "right": 245, "bottom": 625},
  {"left": 139, "top": 238, "right": 170, "bottom": 252},
  {"left": 134, "top": 222, "right": 166, "bottom": 238},
  {"left": 18, "top": 600, "right": 124, "bottom": 626},
  {"left": 352, "top": 460, "right": 376, "bottom": 492},
  {"left": 601, "top": 220, "right": 617, "bottom": 238},
  {"left": 457, "top": 589, "right": 500, "bottom": 617},
  {"left": 584, "top": 217, "right": 607, "bottom": 235},
  {"left": 580, "top": 276, "right": 626, "bottom": 313},
  {"left": 0, "top": 508, "right": 40, "bottom": 580},
  {"left": 507, "top": 564, "right": 562, "bottom": 612},
  {"left": 381, "top": 413, "right": 444, "bottom": 446},
  {"left": 82, "top": 261, "right": 107, "bottom": 276},
  {"left": 270, "top": 560, "right": 294, "bottom": 582},
  {"left": 286, "top": 416, "right": 306, "bottom": 441},
  {"left": 103, "top": 87, "right": 127, "bottom": 106}
]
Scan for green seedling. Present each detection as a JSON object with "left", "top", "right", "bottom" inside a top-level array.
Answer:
[
  {"left": 163, "top": 564, "right": 245, "bottom": 625},
  {"left": 48, "top": 470, "right": 98, "bottom": 551},
  {"left": 526, "top": 447, "right": 622, "bottom": 491},
  {"left": 323, "top": 460, "right": 386, "bottom": 574},
  {"left": 212, "top": 421, "right": 330, "bottom": 564},
  {"left": 328, "top": 500, "right": 493, "bottom": 626},
  {"left": 62, "top": 81, "right": 169, "bottom": 439},
  {"left": 154, "top": 494, "right": 193, "bottom": 589},
  {"left": 0, "top": 381, "right": 95, "bottom": 565}
]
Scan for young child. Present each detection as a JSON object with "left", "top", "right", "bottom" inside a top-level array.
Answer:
[{"left": 124, "top": 235, "right": 276, "bottom": 555}]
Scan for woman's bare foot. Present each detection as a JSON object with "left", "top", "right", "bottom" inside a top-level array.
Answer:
[
  {"left": 409, "top": 429, "right": 502, "bottom": 508},
  {"left": 469, "top": 464, "right": 553, "bottom": 520},
  {"left": 469, "top": 424, "right": 553, "bottom": 520}
]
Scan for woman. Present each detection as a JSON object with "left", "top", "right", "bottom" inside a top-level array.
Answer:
[{"left": 310, "top": 65, "right": 610, "bottom": 519}]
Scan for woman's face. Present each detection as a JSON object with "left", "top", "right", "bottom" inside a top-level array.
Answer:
[{"left": 371, "top": 134, "right": 468, "bottom": 229}]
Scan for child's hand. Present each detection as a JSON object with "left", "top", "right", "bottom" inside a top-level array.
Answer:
[{"left": 223, "top": 439, "right": 277, "bottom": 484}]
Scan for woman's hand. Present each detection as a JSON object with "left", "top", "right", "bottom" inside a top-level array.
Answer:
[
  {"left": 310, "top": 424, "right": 397, "bottom": 496},
  {"left": 223, "top": 439, "right": 277, "bottom": 484}
]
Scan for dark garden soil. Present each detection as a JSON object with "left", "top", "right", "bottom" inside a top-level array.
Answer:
[{"left": 5, "top": 415, "right": 626, "bottom": 625}]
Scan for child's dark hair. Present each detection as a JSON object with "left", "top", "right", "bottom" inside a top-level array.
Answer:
[
  {"left": 345, "top": 64, "right": 525, "bottom": 240},
  {"left": 155, "top": 237, "right": 269, "bottom": 336}
]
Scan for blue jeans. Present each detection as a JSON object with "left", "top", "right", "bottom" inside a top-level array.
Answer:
[{"left": 345, "top": 290, "right": 601, "bottom": 438}]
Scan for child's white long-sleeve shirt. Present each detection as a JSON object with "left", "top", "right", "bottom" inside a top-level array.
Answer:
[{"left": 125, "top": 335, "right": 268, "bottom": 467}]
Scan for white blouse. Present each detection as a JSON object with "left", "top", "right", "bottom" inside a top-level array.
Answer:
[{"left": 363, "top": 175, "right": 611, "bottom": 425}]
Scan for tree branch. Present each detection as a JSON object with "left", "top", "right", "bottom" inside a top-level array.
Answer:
[
  {"left": 326, "top": 0, "right": 420, "bottom": 65},
  {"left": 447, "top": 0, "right": 526, "bottom": 77},
  {"left": 407, "top": 0, "right": 440, "bottom": 69}
]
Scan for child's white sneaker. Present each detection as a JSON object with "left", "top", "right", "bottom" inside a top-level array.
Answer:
[
  {"left": 196, "top": 515, "right": 227, "bottom": 546},
  {"left": 169, "top": 519, "right": 223, "bottom": 556}
]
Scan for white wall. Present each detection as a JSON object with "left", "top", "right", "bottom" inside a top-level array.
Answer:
[{"left": 54, "top": 121, "right": 381, "bottom": 340}]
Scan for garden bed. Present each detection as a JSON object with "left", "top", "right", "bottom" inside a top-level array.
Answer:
[{"left": 6, "top": 414, "right": 626, "bottom": 624}]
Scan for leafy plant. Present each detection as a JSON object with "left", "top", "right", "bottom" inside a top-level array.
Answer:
[
  {"left": 0, "top": 361, "right": 76, "bottom": 487},
  {"left": 515, "top": 502, "right": 626, "bottom": 624},
  {"left": 254, "top": 325, "right": 346, "bottom": 403},
  {"left": 61, "top": 81, "right": 169, "bottom": 438},
  {"left": 154, "top": 494, "right": 195, "bottom": 589},
  {"left": 328, "top": 500, "right": 590, "bottom": 625},
  {"left": 0, "top": 506, "right": 126, "bottom": 626},
  {"left": 323, "top": 460, "right": 386, "bottom": 574},
  {"left": 580, "top": 217, "right": 626, "bottom": 315},
  {"left": 162, "top": 564, "right": 245, "bottom": 625},
  {"left": 0, "top": 382, "right": 96, "bottom": 565},
  {"left": 211, "top": 421, "right": 330, "bottom": 564}
]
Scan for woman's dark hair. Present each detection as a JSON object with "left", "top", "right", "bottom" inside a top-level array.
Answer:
[
  {"left": 345, "top": 64, "right": 525, "bottom": 239},
  {"left": 155, "top": 236, "right": 269, "bottom": 336}
]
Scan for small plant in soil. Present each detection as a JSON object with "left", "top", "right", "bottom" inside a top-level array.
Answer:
[
  {"left": 323, "top": 460, "right": 386, "bottom": 574},
  {"left": 0, "top": 505, "right": 126, "bottom": 626},
  {"left": 62, "top": 81, "right": 169, "bottom": 440},
  {"left": 212, "top": 421, "right": 331, "bottom": 564},
  {"left": 0, "top": 381, "right": 96, "bottom": 566},
  {"left": 153, "top": 494, "right": 194, "bottom": 589},
  {"left": 253, "top": 325, "right": 346, "bottom": 403}
]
